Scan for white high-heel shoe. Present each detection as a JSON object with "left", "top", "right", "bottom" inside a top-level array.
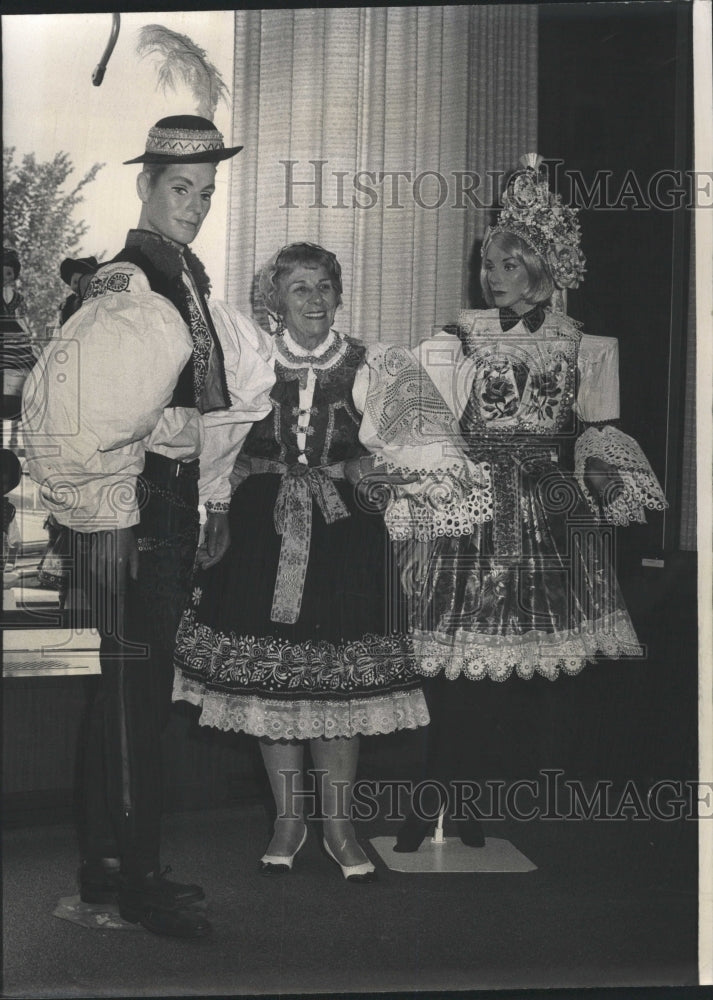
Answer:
[
  {"left": 322, "top": 838, "right": 378, "bottom": 884},
  {"left": 259, "top": 824, "right": 307, "bottom": 875}
]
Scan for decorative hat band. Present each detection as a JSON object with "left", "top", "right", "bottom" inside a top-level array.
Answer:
[
  {"left": 123, "top": 115, "right": 242, "bottom": 164},
  {"left": 145, "top": 125, "right": 226, "bottom": 156},
  {"left": 484, "top": 153, "right": 586, "bottom": 291}
]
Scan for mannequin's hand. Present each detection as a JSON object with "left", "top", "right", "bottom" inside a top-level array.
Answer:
[
  {"left": 196, "top": 512, "right": 230, "bottom": 569},
  {"left": 398, "top": 539, "right": 431, "bottom": 597},
  {"left": 584, "top": 457, "right": 625, "bottom": 504}
]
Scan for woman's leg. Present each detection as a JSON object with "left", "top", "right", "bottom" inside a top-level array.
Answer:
[
  {"left": 310, "top": 735, "right": 368, "bottom": 867},
  {"left": 259, "top": 738, "right": 306, "bottom": 857}
]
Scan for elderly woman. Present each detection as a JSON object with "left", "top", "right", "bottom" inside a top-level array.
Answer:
[
  {"left": 173, "top": 242, "right": 428, "bottom": 880},
  {"left": 359, "top": 154, "right": 667, "bottom": 851}
]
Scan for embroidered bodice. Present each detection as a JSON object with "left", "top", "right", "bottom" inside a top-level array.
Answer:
[
  {"left": 456, "top": 308, "right": 581, "bottom": 443},
  {"left": 242, "top": 330, "right": 369, "bottom": 467}
]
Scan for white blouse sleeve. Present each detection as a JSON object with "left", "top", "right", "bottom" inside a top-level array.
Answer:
[
  {"left": 575, "top": 334, "right": 620, "bottom": 423},
  {"left": 22, "top": 265, "right": 193, "bottom": 531},
  {"left": 198, "top": 301, "right": 275, "bottom": 508}
]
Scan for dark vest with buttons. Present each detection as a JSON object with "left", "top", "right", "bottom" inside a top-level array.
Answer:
[
  {"left": 112, "top": 229, "right": 230, "bottom": 412},
  {"left": 241, "top": 335, "right": 369, "bottom": 467}
]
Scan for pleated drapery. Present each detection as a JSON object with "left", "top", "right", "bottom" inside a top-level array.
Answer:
[{"left": 226, "top": 5, "right": 537, "bottom": 344}]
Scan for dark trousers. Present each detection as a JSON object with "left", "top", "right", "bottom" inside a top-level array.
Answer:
[{"left": 76, "top": 454, "right": 199, "bottom": 882}]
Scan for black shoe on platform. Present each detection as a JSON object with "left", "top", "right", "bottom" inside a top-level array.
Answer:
[
  {"left": 453, "top": 815, "right": 486, "bottom": 848},
  {"left": 393, "top": 814, "right": 435, "bottom": 853}
]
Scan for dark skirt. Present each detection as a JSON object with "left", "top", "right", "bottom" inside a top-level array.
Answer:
[{"left": 173, "top": 473, "right": 429, "bottom": 739}]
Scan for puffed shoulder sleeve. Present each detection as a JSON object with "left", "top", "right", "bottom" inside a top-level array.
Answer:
[
  {"left": 198, "top": 300, "right": 275, "bottom": 509},
  {"left": 22, "top": 263, "right": 192, "bottom": 530},
  {"left": 574, "top": 334, "right": 620, "bottom": 423}
]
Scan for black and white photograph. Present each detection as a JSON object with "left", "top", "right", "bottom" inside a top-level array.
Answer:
[{"left": 2, "top": 2, "right": 712, "bottom": 998}]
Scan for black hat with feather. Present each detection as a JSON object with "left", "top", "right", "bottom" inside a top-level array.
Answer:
[
  {"left": 124, "top": 115, "right": 241, "bottom": 164},
  {"left": 125, "top": 26, "right": 240, "bottom": 164}
]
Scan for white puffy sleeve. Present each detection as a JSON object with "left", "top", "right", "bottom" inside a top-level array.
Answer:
[
  {"left": 358, "top": 336, "right": 491, "bottom": 539},
  {"left": 574, "top": 334, "right": 620, "bottom": 423},
  {"left": 198, "top": 301, "right": 275, "bottom": 509},
  {"left": 22, "top": 264, "right": 193, "bottom": 531}
]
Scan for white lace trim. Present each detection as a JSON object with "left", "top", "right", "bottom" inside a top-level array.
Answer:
[
  {"left": 385, "top": 475, "right": 494, "bottom": 540},
  {"left": 575, "top": 426, "right": 668, "bottom": 525},
  {"left": 410, "top": 609, "right": 642, "bottom": 681},
  {"left": 381, "top": 464, "right": 493, "bottom": 540},
  {"left": 173, "top": 674, "right": 430, "bottom": 740}
]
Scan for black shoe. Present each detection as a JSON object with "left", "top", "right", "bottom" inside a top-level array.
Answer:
[
  {"left": 118, "top": 899, "right": 212, "bottom": 938},
  {"left": 453, "top": 815, "right": 486, "bottom": 848},
  {"left": 122, "top": 867, "right": 205, "bottom": 909},
  {"left": 79, "top": 859, "right": 122, "bottom": 905},
  {"left": 393, "top": 814, "right": 435, "bottom": 853}
]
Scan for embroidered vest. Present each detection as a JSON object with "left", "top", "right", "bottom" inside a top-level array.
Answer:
[
  {"left": 112, "top": 230, "right": 230, "bottom": 413},
  {"left": 242, "top": 337, "right": 369, "bottom": 466}
]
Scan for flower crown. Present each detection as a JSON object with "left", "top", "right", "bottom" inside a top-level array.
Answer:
[{"left": 485, "top": 153, "right": 586, "bottom": 290}]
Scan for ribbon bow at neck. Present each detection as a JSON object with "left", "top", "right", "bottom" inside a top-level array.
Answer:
[{"left": 271, "top": 463, "right": 350, "bottom": 624}]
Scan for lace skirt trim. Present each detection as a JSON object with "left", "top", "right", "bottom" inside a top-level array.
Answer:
[
  {"left": 173, "top": 672, "right": 430, "bottom": 740},
  {"left": 411, "top": 609, "right": 643, "bottom": 681}
]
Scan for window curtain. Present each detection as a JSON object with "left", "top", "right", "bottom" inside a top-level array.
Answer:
[{"left": 226, "top": 5, "right": 537, "bottom": 344}]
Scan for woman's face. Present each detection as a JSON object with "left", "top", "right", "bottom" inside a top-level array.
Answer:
[
  {"left": 3, "top": 265, "right": 16, "bottom": 287},
  {"left": 483, "top": 238, "right": 531, "bottom": 314},
  {"left": 278, "top": 263, "right": 339, "bottom": 346}
]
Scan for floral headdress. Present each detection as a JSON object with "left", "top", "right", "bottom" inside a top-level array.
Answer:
[{"left": 485, "top": 153, "right": 586, "bottom": 290}]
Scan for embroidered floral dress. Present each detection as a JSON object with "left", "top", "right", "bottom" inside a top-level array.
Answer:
[
  {"left": 359, "top": 307, "right": 667, "bottom": 681},
  {"left": 173, "top": 328, "right": 429, "bottom": 739}
]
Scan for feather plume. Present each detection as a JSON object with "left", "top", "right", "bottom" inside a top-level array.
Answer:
[{"left": 137, "top": 24, "right": 229, "bottom": 121}]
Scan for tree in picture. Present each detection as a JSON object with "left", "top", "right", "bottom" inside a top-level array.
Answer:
[{"left": 3, "top": 148, "right": 104, "bottom": 339}]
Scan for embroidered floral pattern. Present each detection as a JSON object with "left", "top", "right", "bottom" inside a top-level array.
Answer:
[
  {"left": 481, "top": 362, "right": 520, "bottom": 419},
  {"left": 175, "top": 609, "right": 421, "bottom": 698},
  {"left": 184, "top": 291, "right": 213, "bottom": 402},
  {"left": 84, "top": 269, "right": 131, "bottom": 300}
]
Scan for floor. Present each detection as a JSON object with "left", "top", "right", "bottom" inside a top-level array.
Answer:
[{"left": 2, "top": 796, "right": 698, "bottom": 999}]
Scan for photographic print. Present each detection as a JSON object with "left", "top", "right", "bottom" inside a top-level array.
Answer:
[{"left": 2, "top": 2, "right": 711, "bottom": 998}]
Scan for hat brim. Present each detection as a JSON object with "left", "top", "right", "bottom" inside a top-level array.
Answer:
[
  {"left": 60, "top": 258, "right": 99, "bottom": 285},
  {"left": 123, "top": 146, "right": 243, "bottom": 165}
]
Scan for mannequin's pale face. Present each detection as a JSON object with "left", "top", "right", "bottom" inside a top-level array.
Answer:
[
  {"left": 483, "top": 237, "right": 532, "bottom": 315},
  {"left": 137, "top": 162, "right": 216, "bottom": 245}
]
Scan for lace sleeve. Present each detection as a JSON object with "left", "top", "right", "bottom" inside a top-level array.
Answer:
[
  {"left": 360, "top": 341, "right": 492, "bottom": 539},
  {"left": 575, "top": 425, "right": 667, "bottom": 525}
]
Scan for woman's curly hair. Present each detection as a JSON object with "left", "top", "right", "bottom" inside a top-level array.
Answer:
[{"left": 257, "top": 242, "right": 343, "bottom": 322}]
